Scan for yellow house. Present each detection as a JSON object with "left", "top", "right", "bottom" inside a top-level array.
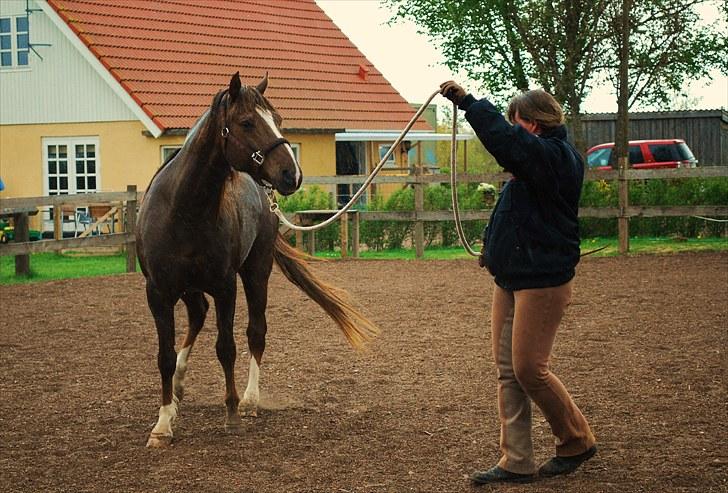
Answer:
[{"left": 0, "top": 0, "right": 432, "bottom": 233}]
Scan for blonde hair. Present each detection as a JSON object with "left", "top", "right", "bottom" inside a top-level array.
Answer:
[{"left": 507, "top": 89, "right": 564, "bottom": 131}]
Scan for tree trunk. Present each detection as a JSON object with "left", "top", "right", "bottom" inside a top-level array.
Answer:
[{"left": 616, "top": 0, "right": 630, "bottom": 254}]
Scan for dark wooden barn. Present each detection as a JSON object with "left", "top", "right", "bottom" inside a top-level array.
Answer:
[{"left": 571, "top": 109, "right": 728, "bottom": 166}]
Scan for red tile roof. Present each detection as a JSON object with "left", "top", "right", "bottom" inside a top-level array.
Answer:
[{"left": 46, "top": 0, "right": 432, "bottom": 133}]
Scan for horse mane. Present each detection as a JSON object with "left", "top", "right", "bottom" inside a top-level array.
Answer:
[{"left": 144, "top": 85, "right": 271, "bottom": 207}]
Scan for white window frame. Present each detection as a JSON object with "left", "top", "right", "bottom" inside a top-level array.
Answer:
[
  {"left": 160, "top": 145, "right": 182, "bottom": 164},
  {"left": 0, "top": 15, "right": 30, "bottom": 70},
  {"left": 378, "top": 144, "right": 396, "bottom": 168},
  {"left": 290, "top": 142, "right": 301, "bottom": 163},
  {"left": 42, "top": 136, "right": 101, "bottom": 232}
]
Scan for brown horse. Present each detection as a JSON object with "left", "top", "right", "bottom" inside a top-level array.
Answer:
[{"left": 137, "top": 73, "right": 378, "bottom": 448}]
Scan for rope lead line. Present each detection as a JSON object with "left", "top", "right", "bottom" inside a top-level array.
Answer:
[
  {"left": 450, "top": 102, "right": 481, "bottom": 257},
  {"left": 268, "top": 88, "right": 480, "bottom": 256}
]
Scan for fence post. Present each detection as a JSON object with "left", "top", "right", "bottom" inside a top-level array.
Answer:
[
  {"left": 307, "top": 230, "right": 316, "bottom": 256},
  {"left": 14, "top": 212, "right": 30, "bottom": 276},
  {"left": 414, "top": 143, "right": 424, "bottom": 259},
  {"left": 618, "top": 158, "right": 629, "bottom": 254},
  {"left": 340, "top": 211, "right": 348, "bottom": 258},
  {"left": 53, "top": 205, "right": 62, "bottom": 240},
  {"left": 292, "top": 213, "right": 303, "bottom": 251},
  {"left": 352, "top": 210, "right": 360, "bottom": 258},
  {"left": 125, "top": 185, "right": 138, "bottom": 272}
]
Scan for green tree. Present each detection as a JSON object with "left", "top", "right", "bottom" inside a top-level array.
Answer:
[
  {"left": 603, "top": 0, "right": 728, "bottom": 110},
  {"left": 436, "top": 104, "right": 499, "bottom": 173},
  {"left": 385, "top": 0, "right": 727, "bottom": 152}
]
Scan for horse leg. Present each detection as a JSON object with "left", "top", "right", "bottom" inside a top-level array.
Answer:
[
  {"left": 213, "top": 281, "right": 242, "bottom": 432},
  {"left": 239, "top": 248, "right": 273, "bottom": 417},
  {"left": 145, "top": 284, "right": 179, "bottom": 448},
  {"left": 173, "top": 291, "right": 209, "bottom": 402}
]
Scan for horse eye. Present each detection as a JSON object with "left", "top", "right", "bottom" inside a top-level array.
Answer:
[{"left": 240, "top": 118, "right": 254, "bottom": 128}]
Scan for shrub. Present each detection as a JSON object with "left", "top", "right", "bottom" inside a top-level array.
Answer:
[
  {"left": 579, "top": 177, "right": 728, "bottom": 238},
  {"left": 277, "top": 186, "right": 339, "bottom": 250}
]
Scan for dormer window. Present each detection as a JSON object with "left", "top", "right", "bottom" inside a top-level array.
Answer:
[{"left": 0, "top": 15, "right": 29, "bottom": 68}]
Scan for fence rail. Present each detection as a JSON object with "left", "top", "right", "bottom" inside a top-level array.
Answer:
[
  {"left": 294, "top": 166, "right": 728, "bottom": 257},
  {"left": 1, "top": 167, "right": 727, "bottom": 274},
  {"left": 0, "top": 186, "right": 138, "bottom": 275}
]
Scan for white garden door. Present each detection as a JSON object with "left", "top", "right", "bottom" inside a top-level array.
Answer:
[{"left": 41, "top": 136, "right": 100, "bottom": 233}]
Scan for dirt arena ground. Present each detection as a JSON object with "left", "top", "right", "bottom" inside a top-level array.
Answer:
[{"left": 1, "top": 252, "right": 726, "bottom": 493}]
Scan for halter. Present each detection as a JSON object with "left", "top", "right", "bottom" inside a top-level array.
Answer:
[{"left": 220, "top": 91, "right": 290, "bottom": 171}]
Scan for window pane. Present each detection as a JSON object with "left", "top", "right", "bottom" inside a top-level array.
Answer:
[
  {"left": 76, "top": 160, "right": 84, "bottom": 174},
  {"left": 648, "top": 144, "right": 676, "bottom": 162},
  {"left": 0, "top": 35, "right": 10, "bottom": 50},
  {"left": 59, "top": 177, "right": 68, "bottom": 190},
  {"left": 87, "top": 176, "right": 96, "bottom": 190},
  {"left": 76, "top": 177, "right": 85, "bottom": 190},
  {"left": 76, "top": 144, "right": 85, "bottom": 157},
  {"left": 48, "top": 146, "right": 56, "bottom": 159},
  {"left": 628, "top": 146, "right": 644, "bottom": 165},
  {"left": 677, "top": 143, "right": 695, "bottom": 160},
  {"left": 59, "top": 160, "right": 67, "bottom": 174},
  {"left": 0, "top": 19, "right": 10, "bottom": 33},
  {"left": 49, "top": 161, "right": 57, "bottom": 174},
  {"left": 587, "top": 148, "right": 611, "bottom": 167},
  {"left": 17, "top": 33, "right": 28, "bottom": 49},
  {"left": 16, "top": 17, "right": 28, "bottom": 32},
  {"left": 0, "top": 52, "right": 10, "bottom": 66},
  {"left": 86, "top": 144, "right": 95, "bottom": 158},
  {"left": 87, "top": 160, "right": 95, "bottom": 173},
  {"left": 49, "top": 177, "right": 57, "bottom": 189},
  {"left": 58, "top": 146, "right": 67, "bottom": 158},
  {"left": 17, "top": 50, "right": 28, "bottom": 66}
]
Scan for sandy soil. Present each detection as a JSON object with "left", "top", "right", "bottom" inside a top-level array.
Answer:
[{"left": 1, "top": 252, "right": 726, "bottom": 493}]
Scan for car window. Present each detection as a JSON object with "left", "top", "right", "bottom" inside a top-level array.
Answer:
[
  {"left": 648, "top": 144, "right": 679, "bottom": 162},
  {"left": 587, "top": 148, "right": 612, "bottom": 167},
  {"left": 676, "top": 143, "right": 696, "bottom": 161},
  {"left": 628, "top": 145, "right": 644, "bottom": 165}
]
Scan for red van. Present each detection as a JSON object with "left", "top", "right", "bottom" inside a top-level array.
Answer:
[{"left": 586, "top": 139, "right": 698, "bottom": 170}]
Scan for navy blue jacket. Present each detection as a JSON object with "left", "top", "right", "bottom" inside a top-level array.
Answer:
[{"left": 460, "top": 94, "right": 584, "bottom": 290}]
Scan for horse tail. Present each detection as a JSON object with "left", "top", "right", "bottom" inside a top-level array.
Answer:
[{"left": 272, "top": 233, "right": 379, "bottom": 350}]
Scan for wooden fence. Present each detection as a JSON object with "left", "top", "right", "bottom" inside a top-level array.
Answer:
[
  {"left": 0, "top": 186, "right": 137, "bottom": 275},
  {"left": 1, "top": 167, "right": 727, "bottom": 275},
  {"left": 293, "top": 166, "right": 728, "bottom": 257}
]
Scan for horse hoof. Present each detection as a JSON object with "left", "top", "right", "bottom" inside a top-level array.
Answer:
[
  {"left": 146, "top": 433, "right": 173, "bottom": 448},
  {"left": 224, "top": 419, "right": 244, "bottom": 434},
  {"left": 242, "top": 408, "right": 258, "bottom": 418}
]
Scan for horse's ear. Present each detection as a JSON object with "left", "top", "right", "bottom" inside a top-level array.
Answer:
[
  {"left": 229, "top": 72, "right": 242, "bottom": 101},
  {"left": 256, "top": 72, "right": 268, "bottom": 95}
]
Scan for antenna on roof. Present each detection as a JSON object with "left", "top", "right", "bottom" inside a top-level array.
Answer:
[{"left": 25, "top": 0, "right": 52, "bottom": 61}]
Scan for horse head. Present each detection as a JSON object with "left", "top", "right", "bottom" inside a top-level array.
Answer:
[{"left": 218, "top": 72, "right": 302, "bottom": 195}]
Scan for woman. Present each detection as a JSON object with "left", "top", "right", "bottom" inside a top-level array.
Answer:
[{"left": 440, "top": 81, "right": 596, "bottom": 485}]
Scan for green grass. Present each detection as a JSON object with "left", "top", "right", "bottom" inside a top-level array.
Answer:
[
  {"left": 0, "top": 252, "right": 132, "bottom": 285},
  {"left": 316, "top": 237, "right": 727, "bottom": 260},
  {"left": 2, "top": 237, "right": 726, "bottom": 285}
]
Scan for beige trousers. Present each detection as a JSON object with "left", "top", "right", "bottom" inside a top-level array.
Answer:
[{"left": 491, "top": 281, "right": 596, "bottom": 474}]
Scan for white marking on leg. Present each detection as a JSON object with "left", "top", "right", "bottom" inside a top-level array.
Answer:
[
  {"left": 173, "top": 346, "right": 191, "bottom": 400},
  {"left": 256, "top": 107, "right": 302, "bottom": 184},
  {"left": 242, "top": 357, "right": 260, "bottom": 415},
  {"left": 150, "top": 395, "right": 179, "bottom": 440}
]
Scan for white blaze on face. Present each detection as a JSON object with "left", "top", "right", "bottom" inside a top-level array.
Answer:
[
  {"left": 256, "top": 106, "right": 301, "bottom": 185},
  {"left": 243, "top": 356, "right": 260, "bottom": 406}
]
